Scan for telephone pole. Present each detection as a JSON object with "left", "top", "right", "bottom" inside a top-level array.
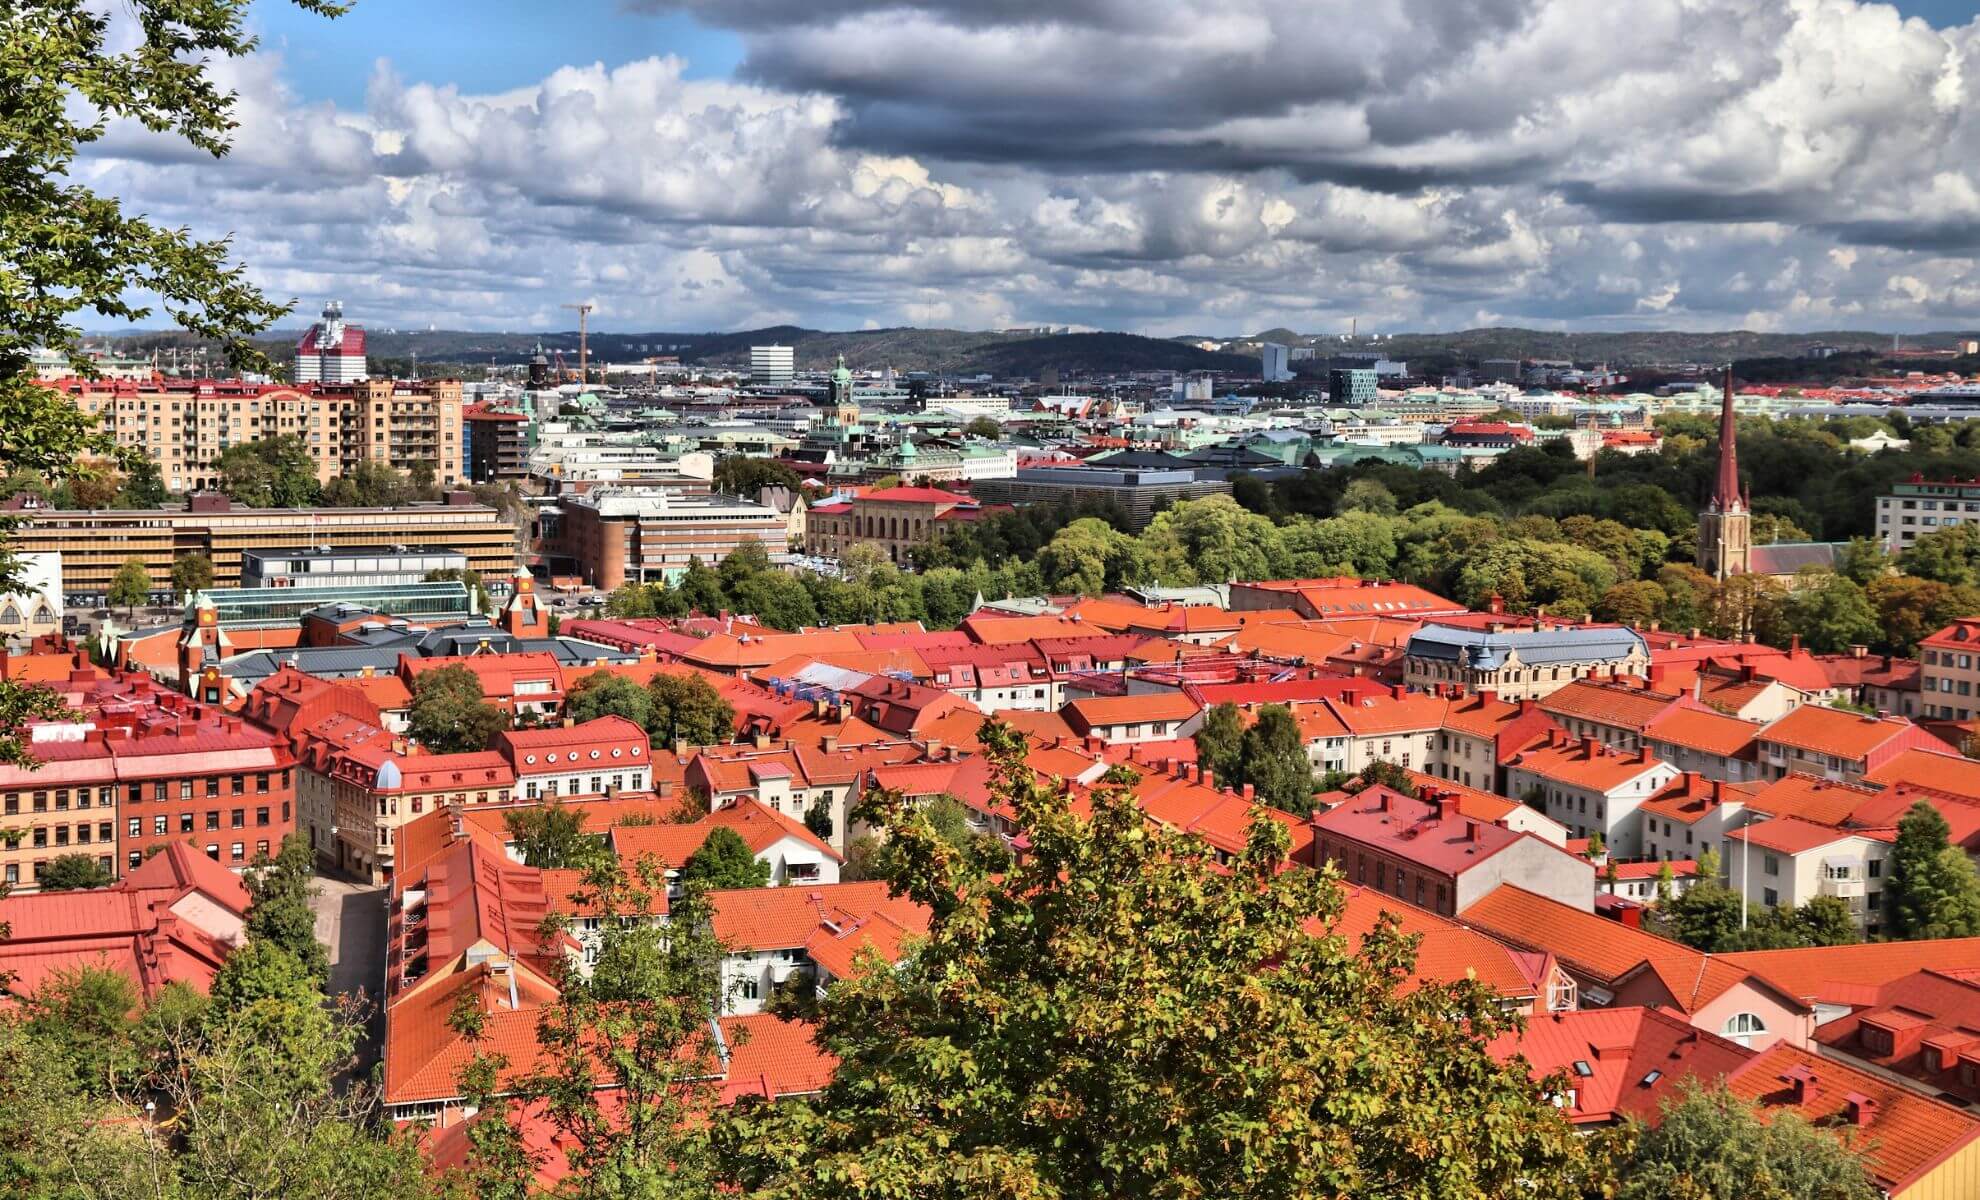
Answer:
[{"left": 562, "top": 303, "right": 594, "bottom": 383}]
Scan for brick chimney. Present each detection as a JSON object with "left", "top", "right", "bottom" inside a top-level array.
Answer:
[
  {"left": 1843, "top": 1092, "right": 1879, "bottom": 1127},
  {"left": 1782, "top": 1063, "right": 1820, "bottom": 1106}
]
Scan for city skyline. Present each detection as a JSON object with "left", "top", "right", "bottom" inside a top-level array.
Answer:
[{"left": 85, "top": 0, "right": 1980, "bottom": 337}]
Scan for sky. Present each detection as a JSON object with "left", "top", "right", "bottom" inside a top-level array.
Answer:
[{"left": 80, "top": 0, "right": 1980, "bottom": 336}]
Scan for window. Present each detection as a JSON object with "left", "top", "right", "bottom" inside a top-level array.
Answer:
[
  {"left": 230, "top": 775, "right": 244, "bottom": 795},
  {"left": 204, "top": 844, "right": 220, "bottom": 861},
  {"left": 231, "top": 809, "right": 244, "bottom": 829},
  {"left": 152, "top": 815, "right": 166, "bottom": 836},
  {"left": 256, "top": 807, "right": 270, "bottom": 826},
  {"left": 179, "top": 813, "right": 193, "bottom": 834},
  {"left": 1722, "top": 1012, "right": 1767, "bottom": 1045},
  {"left": 738, "top": 977, "right": 759, "bottom": 1001},
  {"left": 206, "top": 812, "right": 220, "bottom": 832},
  {"left": 206, "top": 778, "right": 220, "bottom": 798},
  {"left": 1763, "top": 854, "right": 1780, "bottom": 877},
  {"left": 1763, "top": 887, "right": 1779, "bottom": 907},
  {"left": 230, "top": 842, "right": 244, "bottom": 862},
  {"left": 1869, "top": 859, "right": 1882, "bottom": 878},
  {"left": 256, "top": 840, "right": 270, "bottom": 858}
]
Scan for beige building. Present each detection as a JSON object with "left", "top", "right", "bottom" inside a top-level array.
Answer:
[
  {"left": 546, "top": 489, "right": 790, "bottom": 590},
  {"left": 17, "top": 498, "right": 519, "bottom": 604},
  {"left": 803, "top": 485, "right": 1007, "bottom": 564},
  {"left": 1403, "top": 626, "right": 1652, "bottom": 701},
  {"left": 56, "top": 377, "right": 464, "bottom": 492},
  {"left": 1922, "top": 618, "right": 1980, "bottom": 722}
]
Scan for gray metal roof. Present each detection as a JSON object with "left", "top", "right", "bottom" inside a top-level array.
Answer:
[
  {"left": 1749, "top": 541, "right": 1846, "bottom": 577},
  {"left": 1407, "top": 624, "right": 1650, "bottom": 667}
]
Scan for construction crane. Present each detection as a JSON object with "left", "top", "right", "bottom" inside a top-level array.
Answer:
[
  {"left": 562, "top": 302, "right": 594, "bottom": 384},
  {"left": 552, "top": 349, "right": 572, "bottom": 383}
]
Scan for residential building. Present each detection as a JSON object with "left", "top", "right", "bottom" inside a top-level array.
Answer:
[
  {"left": 1921, "top": 617, "right": 1980, "bottom": 721},
  {"left": 1750, "top": 704, "right": 1944, "bottom": 782},
  {"left": 1727, "top": 816, "right": 1891, "bottom": 935},
  {"left": 610, "top": 797, "right": 841, "bottom": 888},
  {"left": 1227, "top": 577, "right": 1468, "bottom": 620},
  {"left": 463, "top": 404, "right": 528, "bottom": 482},
  {"left": 496, "top": 717, "right": 654, "bottom": 804},
  {"left": 548, "top": 488, "right": 789, "bottom": 589},
  {"left": 1814, "top": 968, "right": 1980, "bottom": 1105},
  {"left": 1723, "top": 1044, "right": 1980, "bottom": 1198},
  {"left": 1404, "top": 625, "right": 1652, "bottom": 700},
  {"left": 1489, "top": 1007, "right": 1755, "bottom": 1127},
  {"left": 971, "top": 466, "right": 1231, "bottom": 531},
  {"left": 1461, "top": 884, "right": 1815, "bottom": 1049},
  {"left": 0, "top": 842, "right": 250, "bottom": 1000},
  {"left": 685, "top": 738, "right": 925, "bottom": 852},
  {"left": 1304, "top": 784, "right": 1595, "bottom": 916},
  {"left": 1642, "top": 705, "right": 1763, "bottom": 782},
  {"left": 1063, "top": 692, "right": 1204, "bottom": 745},
  {"left": 19, "top": 497, "right": 518, "bottom": 606},
  {"left": 708, "top": 881, "right": 929, "bottom": 1016},
  {"left": 1875, "top": 475, "right": 1980, "bottom": 553},
  {"left": 1538, "top": 678, "right": 1688, "bottom": 752},
  {"left": 60, "top": 375, "right": 463, "bottom": 492},
  {"left": 293, "top": 299, "right": 367, "bottom": 383},
  {"left": 920, "top": 642, "right": 1058, "bottom": 712},
  {"left": 1636, "top": 773, "right": 1754, "bottom": 864},
  {"left": 318, "top": 741, "right": 517, "bottom": 883},
  {"left": 803, "top": 486, "right": 1009, "bottom": 563},
  {"left": 1432, "top": 690, "right": 1560, "bottom": 793},
  {"left": 1501, "top": 731, "right": 1679, "bottom": 857}
]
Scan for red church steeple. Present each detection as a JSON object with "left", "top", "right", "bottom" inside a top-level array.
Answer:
[{"left": 1710, "top": 364, "right": 1744, "bottom": 513}]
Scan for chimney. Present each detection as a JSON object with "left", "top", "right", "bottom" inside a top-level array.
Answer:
[
  {"left": 1782, "top": 1063, "right": 1820, "bottom": 1106},
  {"left": 1479, "top": 688, "right": 1498, "bottom": 706},
  {"left": 1372, "top": 790, "right": 1389, "bottom": 812},
  {"left": 1681, "top": 770, "right": 1699, "bottom": 792},
  {"left": 821, "top": 734, "right": 838, "bottom": 753},
  {"left": 1850, "top": 643, "right": 1868, "bottom": 659},
  {"left": 1241, "top": 783, "right": 1255, "bottom": 801},
  {"left": 1202, "top": 767, "right": 1215, "bottom": 790},
  {"left": 924, "top": 738, "right": 943, "bottom": 760},
  {"left": 1789, "top": 634, "right": 1800, "bottom": 655},
  {"left": 1711, "top": 778, "right": 1724, "bottom": 805},
  {"left": 1638, "top": 745, "right": 1654, "bottom": 764},
  {"left": 672, "top": 737, "right": 687, "bottom": 758},
  {"left": 1466, "top": 821, "right": 1484, "bottom": 844},
  {"left": 752, "top": 732, "right": 771, "bottom": 750},
  {"left": 1843, "top": 1092, "right": 1879, "bottom": 1128},
  {"left": 1582, "top": 735, "right": 1599, "bottom": 756},
  {"left": 1390, "top": 684, "right": 1407, "bottom": 701}
]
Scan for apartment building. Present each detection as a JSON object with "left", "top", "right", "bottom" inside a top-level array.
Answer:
[
  {"left": 19, "top": 495, "right": 519, "bottom": 605},
  {"left": 548, "top": 488, "right": 789, "bottom": 589},
  {"left": 56, "top": 376, "right": 464, "bottom": 491},
  {"left": 463, "top": 404, "right": 528, "bottom": 482},
  {"left": 1874, "top": 476, "right": 1980, "bottom": 552},
  {"left": 803, "top": 486, "right": 1007, "bottom": 563},
  {"left": 1750, "top": 705, "right": 1944, "bottom": 783},
  {"left": 1921, "top": 617, "right": 1980, "bottom": 721},
  {"left": 1404, "top": 626, "right": 1652, "bottom": 700},
  {"left": 1502, "top": 731, "right": 1679, "bottom": 858}
]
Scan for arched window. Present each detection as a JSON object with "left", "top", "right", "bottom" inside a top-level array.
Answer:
[
  {"left": 31, "top": 605, "right": 52, "bottom": 624},
  {"left": 1722, "top": 1012, "right": 1767, "bottom": 1045},
  {"left": 0, "top": 604, "right": 20, "bottom": 625}
]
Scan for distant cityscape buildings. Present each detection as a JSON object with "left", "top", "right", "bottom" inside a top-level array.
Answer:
[
  {"left": 750, "top": 344, "right": 795, "bottom": 388},
  {"left": 1261, "top": 342, "right": 1292, "bottom": 383}
]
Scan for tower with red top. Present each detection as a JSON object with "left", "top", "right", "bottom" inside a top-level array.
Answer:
[
  {"left": 1696, "top": 365, "right": 1751, "bottom": 580},
  {"left": 499, "top": 571, "right": 548, "bottom": 639}
]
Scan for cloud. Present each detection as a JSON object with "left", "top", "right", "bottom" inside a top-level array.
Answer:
[{"left": 68, "top": 0, "right": 1980, "bottom": 335}]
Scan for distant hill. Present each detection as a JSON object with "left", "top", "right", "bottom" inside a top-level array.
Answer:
[{"left": 90, "top": 322, "right": 1980, "bottom": 377}]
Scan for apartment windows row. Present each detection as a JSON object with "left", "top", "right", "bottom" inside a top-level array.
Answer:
[
  {"left": 128, "top": 803, "right": 288, "bottom": 838},
  {"left": 9, "top": 820, "right": 117, "bottom": 848},
  {"left": 0, "top": 771, "right": 299, "bottom": 815},
  {"left": 3, "top": 856, "right": 114, "bottom": 885}
]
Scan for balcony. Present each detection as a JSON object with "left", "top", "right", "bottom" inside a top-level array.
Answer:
[{"left": 1819, "top": 873, "right": 1864, "bottom": 899}]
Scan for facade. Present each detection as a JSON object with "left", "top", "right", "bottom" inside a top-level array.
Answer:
[
  {"left": 1260, "top": 342, "right": 1292, "bottom": 383},
  {"left": 293, "top": 300, "right": 367, "bottom": 383},
  {"left": 1726, "top": 819, "right": 1889, "bottom": 936},
  {"left": 497, "top": 717, "right": 654, "bottom": 803},
  {"left": 60, "top": 375, "right": 463, "bottom": 492},
  {"left": 19, "top": 498, "right": 518, "bottom": 605},
  {"left": 1876, "top": 476, "right": 1980, "bottom": 553},
  {"left": 709, "top": 881, "right": 928, "bottom": 1016},
  {"left": 0, "top": 552, "right": 63, "bottom": 639},
  {"left": 548, "top": 489, "right": 789, "bottom": 590},
  {"left": 240, "top": 545, "right": 468, "bottom": 590},
  {"left": 971, "top": 466, "right": 1231, "bottom": 531},
  {"left": 1329, "top": 368, "right": 1378, "bottom": 405},
  {"left": 320, "top": 743, "right": 515, "bottom": 883},
  {"left": 1750, "top": 704, "right": 1943, "bottom": 782},
  {"left": 803, "top": 486, "right": 1005, "bottom": 563},
  {"left": 1403, "top": 625, "right": 1652, "bottom": 700},
  {"left": 463, "top": 405, "right": 528, "bottom": 482},
  {"left": 1921, "top": 617, "right": 1980, "bottom": 721},
  {"left": 749, "top": 345, "right": 795, "bottom": 388},
  {"left": 1304, "top": 785, "right": 1595, "bottom": 916},
  {"left": 1502, "top": 732, "right": 1680, "bottom": 858}
]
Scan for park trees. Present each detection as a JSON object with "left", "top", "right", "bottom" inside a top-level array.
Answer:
[
  {"left": 212, "top": 436, "right": 321, "bottom": 508},
  {"left": 171, "top": 552, "right": 215, "bottom": 599},
  {"left": 1615, "top": 1081, "right": 1877, "bottom": 1200},
  {"left": 34, "top": 854, "right": 113, "bottom": 892}
]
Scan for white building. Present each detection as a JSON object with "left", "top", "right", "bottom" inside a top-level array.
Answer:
[
  {"left": 749, "top": 345, "right": 795, "bottom": 388},
  {"left": 1726, "top": 818, "right": 1888, "bottom": 937},
  {"left": 293, "top": 300, "right": 367, "bottom": 384},
  {"left": 1261, "top": 342, "right": 1293, "bottom": 383}
]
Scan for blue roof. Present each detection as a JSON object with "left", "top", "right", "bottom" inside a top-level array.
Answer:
[{"left": 1407, "top": 625, "right": 1649, "bottom": 667}]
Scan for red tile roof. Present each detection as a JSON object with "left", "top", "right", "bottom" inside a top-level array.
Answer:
[
  {"left": 1757, "top": 705, "right": 1931, "bottom": 761},
  {"left": 1490, "top": 1006, "right": 1754, "bottom": 1125},
  {"left": 707, "top": 881, "right": 929, "bottom": 954},
  {"left": 1726, "top": 1043, "right": 1980, "bottom": 1194},
  {"left": 1718, "top": 939, "right": 1980, "bottom": 1008},
  {"left": 1309, "top": 785, "right": 1539, "bottom": 879}
]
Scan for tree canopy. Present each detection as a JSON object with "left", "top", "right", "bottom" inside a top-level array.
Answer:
[{"left": 406, "top": 664, "right": 509, "bottom": 755}]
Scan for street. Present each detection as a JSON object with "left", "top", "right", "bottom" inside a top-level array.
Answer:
[{"left": 310, "top": 872, "right": 387, "bottom": 1082}]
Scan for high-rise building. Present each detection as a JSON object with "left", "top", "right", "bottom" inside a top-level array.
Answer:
[
  {"left": 1328, "top": 368, "right": 1378, "bottom": 406},
  {"left": 1696, "top": 367, "right": 1751, "bottom": 580},
  {"left": 749, "top": 344, "right": 795, "bottom": 388},
  {"left": 1261, "top": 342, "right": 1292, "bottom": 383},
  {"left": 294, "top": 301, "right": 368, "bottom": 384}
]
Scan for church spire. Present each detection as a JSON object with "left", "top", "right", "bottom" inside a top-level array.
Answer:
[{"left": 1711, "top": 363, "right": 1743, "bottom": 512}]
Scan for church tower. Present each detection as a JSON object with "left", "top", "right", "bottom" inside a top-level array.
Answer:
[{"left": 1696, "top": 365, "right": 1751, "bottom": 580}]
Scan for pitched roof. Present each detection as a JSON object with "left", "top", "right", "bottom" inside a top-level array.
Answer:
[
  {"left": 1309, "top": 784, "right": 1544, "bottom": 879},
  {"left": 1756, "top": 705, "right": 1925, "bottom": 760},
  {"left": 1718, "top": 939, "right": 1980, "bottom": 1008},
  {"left": 1505, "top": 735, "right": 1668, "bottom": 793},
  {"left": 1865, "top": 749, "right": 1980, "bottom": 801},
  {"left": 1064, "top": 692, "right": 1202, "bottom": 730},
  {"left": 1540, "top": 679, "right": 1683, "bottom": 731},
  {"left": 1314, "top": 885, "right": 1556, "bottom": 1002},
  {"left": 1490, "top": 1006, "right": 1754, "bottom": 1125},
  {"left": 1460, "top": 885, "right": 1746, "bottom": 1011},
  {"left": 1725, "top": 1043, "right": 1980, "bottom": 1194},
  {"left": 1643, "top": 705, "right": 1761, "bottom": 758},
  {"left": 707, "top": 881, "right": 929, "bottom": 953}
]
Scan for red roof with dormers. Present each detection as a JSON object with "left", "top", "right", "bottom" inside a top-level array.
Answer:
[
  {"left": 1490, "top": 1006, "right": 1754, "bottom": 1125},
  {"left": 707, "top": 881, "right": 929, "bottom": 954},
  {"left": 1307, "top": 784, "right": 1545, "bottom": 880},
  {"left": 495, "top": 716, "right": 650, "bottom": 778}
]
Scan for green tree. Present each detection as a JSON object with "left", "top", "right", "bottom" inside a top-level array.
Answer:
[
  {"left": 114, "top": 457, "right": 168, "bottom": 509},
  {"left": 803, "top": 799, "right": 835, "bottom": 843},
  {"left": 647, "top": 672, "right": 736, "bottom": 748},
  {"left": 1885, "top": 799, "right": 1980, "bottom": 939},
  {"left": 676, "top": 558, "right": 728, "bottom": 616},
  {"left": 1868, "top": 574, "right": 1980, "bottom": 655},
  {"left": 730, "top": 571, "right": 819, "bottom": 632},
  {"left": 108, "top": 555, "right": 151, "bottom": 616},
  {"left": 34, "top": 853, "right": 112, "bottom": 891},
  {"left": 424, "top": 566, "right": 491, "bottom": 613},
  {"left": 678, "top": 826, "right": 772, "bottom": 891},
  {"left": 323, "top": 460, "right": 416, "bottom": 508},
  {"left": 208, "top": 939, "right": 323, "bottom": 1013},
  {"left": 243, "top": 835, "right": 329, "bottom": 984},
  {"left": 407, "top": 663, "right": 509, "bottom": 754},
  {"left": 564, "top": 670, "right": 657, "bottom": 728},
  {"left": 505, "top": 800, "right": 610, "bottom": 871},
  {"left": 712, "top": 455, "right": 802, "bottom": 495},
  {"left": 1192, "top": 702, "right": 1246, "bottom": 790},
  {"left": 961, "top": 416, "right": 1001, "bottom": 439},
  {"left": 211, "top": 435, "right": 321, "bottom": 508},
  {"left": 843, "top": 795, "right": 1009, "bottom": 884},
  {"left": 1901, "top": 522, "right": 1980, "bottom": 587},
  {"left": 171, "top": 551, "right": 214, "bottom": 599},
  {"left": 1616, "top": 1080, "right": 1877, "bottom": 1200},
  {"left": 713, "top": 721, "right": 1598, "bottom": 1197},
  {"left": 1339, "top": 477, "right": 1399, "bottom": 516},
  {"left": 1238, "top": 702, "right": 1318, "bottom": 814},
  {"left": 1790, "top": 894, "right": 1861, "bottom": 948},
  {"left": 23, "top": 964, "right": 139, "bottom": 1095},
  {"left": 1774, "top": 570, "right": 1879, "bottom": 654}
]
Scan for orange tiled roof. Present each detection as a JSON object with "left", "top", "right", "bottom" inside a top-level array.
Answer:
[
  {"left": 1540, "top": 679, "right": 1682, "bottom": 730},
  {"left": 1865, "top": 748, "right": 1980, "bottom": 800},
  {"left": 708, "top": 881, "right": 929, "bottom": 953},
  {"left": 1744, "top": 773, "right": 1881, "bottom": 825},
  {"left": 1757, "top": 705, "right": 1922, "bottom": 760},
  {"left": 1491, "top": 1006, "right": 1753, "bottom": 1125},
  {"left": 1726, "top": 1043, "right": 1980, "bottom": 1193},
  {"left": 1720, "top": 938, "right": 1980, "bottom": 1007},
  {"left": 1506, "top": 735, "right": 1667, "bottom": 793},
  {"left": 1644, "top": 705, "right": 1761, "bottom": 758}
]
